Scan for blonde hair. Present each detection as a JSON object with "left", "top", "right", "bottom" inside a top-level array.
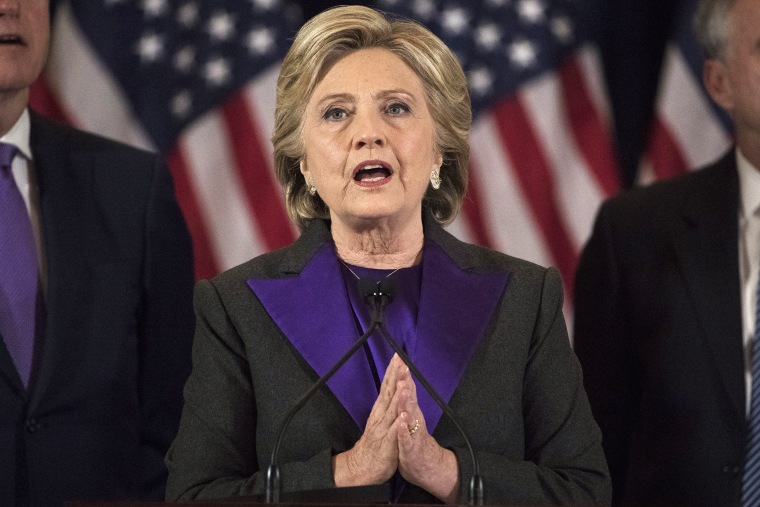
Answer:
[{"left": 272, "top": 5, "right": 472, "bottom": 229}]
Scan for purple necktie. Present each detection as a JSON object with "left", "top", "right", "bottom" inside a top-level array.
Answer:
[{"left": 0, "top": 142, "right": 39, "bottom": 387}]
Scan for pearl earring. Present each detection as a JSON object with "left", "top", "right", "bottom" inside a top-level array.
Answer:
[
  {"left": 430, "top": 170, "right": 441, "bottom": 190},
  {"left": 308, "top": 177, "right": 317, "bottom": 196}
]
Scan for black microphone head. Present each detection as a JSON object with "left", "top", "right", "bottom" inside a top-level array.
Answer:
[
  {"left": 358, "top": 277, "right": 379, "bottom": 302},
  {"left": 377, "top": 278, "right": 395, "bottom": 304}
]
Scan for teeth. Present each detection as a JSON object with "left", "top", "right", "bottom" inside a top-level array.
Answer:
[{"left": 354, "top": 163, "right": 389, "bottom": 182}]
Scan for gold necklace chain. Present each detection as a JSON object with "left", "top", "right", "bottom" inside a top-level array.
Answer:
[{"left": 339, "top": 259, "right": 402, "bottom": 280}]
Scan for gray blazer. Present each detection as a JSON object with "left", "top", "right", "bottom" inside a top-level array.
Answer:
[{"left": 166, "top": 214, "right": 610, "bottom": 505}]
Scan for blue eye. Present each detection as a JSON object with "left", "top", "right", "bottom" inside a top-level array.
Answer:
[
  {"left": 324, "top": 108, "right": 347, "bottom": 121},
  {"left": 387, "top": 102, "right": 410, "bottom": 115}
]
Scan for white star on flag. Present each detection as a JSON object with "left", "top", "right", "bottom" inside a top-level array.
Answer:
[
  {"left": 141, "top": 0, "right": 168, "bottom": 18},
  {"left": 207, "top": 11, "right": 236, "bottom": 42},
  {"left": 441, "top": 7, "right": 470, "bottom": 35},
  {"left": 177, "top": 2, "right": 200, "bottom": 28},
  {"left": 246, "top": 27, "right": 276, "bottom": 56},
  {"left": 135, "top": 32, "right": 164, "bottom": 64},
  {"left": 203, "top": 57, "right": 232, "bottom": 87},
  {"left": 509, "top": 39, "right": 537, "bottom": 67},
  {"left": 476, "top": 23, "right": 502, "bottom": 51},
  {"left": 518, "top": 0, "right": 545, "bottom": 23}
]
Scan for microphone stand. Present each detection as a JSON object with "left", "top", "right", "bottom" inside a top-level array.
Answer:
[{"left": 369, "top": 279, "right": 484, "bottom": 505}]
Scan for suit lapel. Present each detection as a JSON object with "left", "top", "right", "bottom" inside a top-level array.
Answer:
[
  {"left": 25, "top": 113, "right": 92, "bottom": 408},
  {"left": 248, "top": 218, "right": 509, "bottom": 432},
  {"left": 248, "top": 224, "right": 378, "bottom": 430},
  {"left": 413, "top": 239, "right": 509, "bottom": 431},
  {"left": 672, "top": 152, "right": 744, "bottom": 422},
  {"left": 0, "top": 339, "right": 26, "bottom": 397}
]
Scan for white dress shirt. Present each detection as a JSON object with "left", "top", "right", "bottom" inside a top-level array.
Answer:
[{"left": 738, "top": 147, "right": 760, "bottom": 414}]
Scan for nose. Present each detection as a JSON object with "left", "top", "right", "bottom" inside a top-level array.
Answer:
[{"left": 353, "top": 110, "right": 385, "bottom": 151}]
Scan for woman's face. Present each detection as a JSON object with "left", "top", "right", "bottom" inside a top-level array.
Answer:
[{"left": 300, "top": 48, "right": 442, "bottom": 230}]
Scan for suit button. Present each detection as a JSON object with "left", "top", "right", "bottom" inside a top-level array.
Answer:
[
  {"left": 722, "top": 465, "right": 740, "bottom": 477},
  {"left": 25, "top": 419, "right": 40, "bottom": 433}
]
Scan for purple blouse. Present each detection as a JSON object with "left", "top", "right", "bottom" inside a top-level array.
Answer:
[{"left": 339, "top": 262, "right": 423, "bottom": 392}]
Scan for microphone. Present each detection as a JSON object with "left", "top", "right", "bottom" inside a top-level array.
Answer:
[
  {"left": 368, "top": 280, "right": 485, "bottom": 505},
  {"left": 359, "top": 276, "right": 395, "bottom": 323},
  {"left": 265, "top": 276, "right": 394, "bottom": 503}
]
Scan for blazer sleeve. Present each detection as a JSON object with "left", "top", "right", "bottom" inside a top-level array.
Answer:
[
  {"left": 136, "top": 157, "right": 196, "bottom": 498},
  {"left": 573, "top": 202, "right": 639, "bottom": 504},
  {"left": 165, "top": 279, "right": 337, "bottom": 501},
  {"left": 453, "top": 267, "right": 611, "bottom": 505}
]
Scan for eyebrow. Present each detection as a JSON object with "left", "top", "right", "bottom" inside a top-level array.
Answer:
[
  {"left": 314, "top": 89, "right": 418, "bottom": 108},
  {"left": 314, "top": 93, "right": 354, "bottom": 108},
  {"left": 374, "top": 89, "right": 416, "bottom": 100}
]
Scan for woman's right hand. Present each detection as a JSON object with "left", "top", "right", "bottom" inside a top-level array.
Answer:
[{"left": 332, "top": 355, "right": 407, "bottom": 486}]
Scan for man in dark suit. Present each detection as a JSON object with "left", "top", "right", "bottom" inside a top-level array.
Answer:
[
  {"left": 573, "top": 0, "right": 760, "bottom": 505},
  {"left": 0, "top": 1, "right": 195, "bottom": 506}
]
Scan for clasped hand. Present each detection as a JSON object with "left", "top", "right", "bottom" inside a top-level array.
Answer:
[{"left": 332, "top": 354, "right": 460, "bottom": 502}]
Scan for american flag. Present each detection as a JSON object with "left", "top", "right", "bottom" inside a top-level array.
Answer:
[
  {"left": 32, "top": 0, "right": 619, "bottom": 316},
  {"left": 638, "top": 0, "right": 733, "bottom": 184}
]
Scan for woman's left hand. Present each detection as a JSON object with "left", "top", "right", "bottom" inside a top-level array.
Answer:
[{"left": 394, "top": 362, "right": 461, "bottom": 503}]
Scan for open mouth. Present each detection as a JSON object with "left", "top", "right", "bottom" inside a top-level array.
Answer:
[
  {"left": 0, "top": 35, "right": 24, "bottom": 46},
  {"left": 354, "top": 164, "right": 391, "bottom": 183}
]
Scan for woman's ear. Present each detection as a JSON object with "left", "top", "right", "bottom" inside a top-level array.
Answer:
[
  {"left": 300, "top": 159, "right": 317, "bottom": 196},
  {"left": 299, "top": 158, "right": 309, "bottom": 178}
]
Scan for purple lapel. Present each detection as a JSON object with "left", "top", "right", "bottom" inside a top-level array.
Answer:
[
  {"left": 412, "top": 240, "right": 509, "bottom": 431},
  {"left": 247, "top": 237, "right": 510, "bottom": 434},
  {"left": 247, "top": 243, "right": 378, "bottom": 429}
]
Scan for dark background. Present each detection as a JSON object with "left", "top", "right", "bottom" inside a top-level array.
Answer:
[{"left": 302, "top": 0, "right": 683, "bottom": 188}]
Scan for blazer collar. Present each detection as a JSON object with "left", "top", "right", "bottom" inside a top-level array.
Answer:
[
  {"left": 674, "top": 149, "right": 745, "bottom": 422},
  {"left": 247, "top": 216, "right": 509, "bottom": 432}
]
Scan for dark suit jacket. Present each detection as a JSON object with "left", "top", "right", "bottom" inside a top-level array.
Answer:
[
  {"left": 0, "top": 112, "right": 195, "bottom": 507},
  {"left": 166, "top": 213, "right": 610, "bottom": 505},
  {"left": 573, "top": 150, "right": 744, "bottom": 506}
]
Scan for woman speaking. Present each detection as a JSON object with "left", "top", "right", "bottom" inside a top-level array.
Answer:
[{"left": 165, "top": 5, "right": 610, "bottom": 505}]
